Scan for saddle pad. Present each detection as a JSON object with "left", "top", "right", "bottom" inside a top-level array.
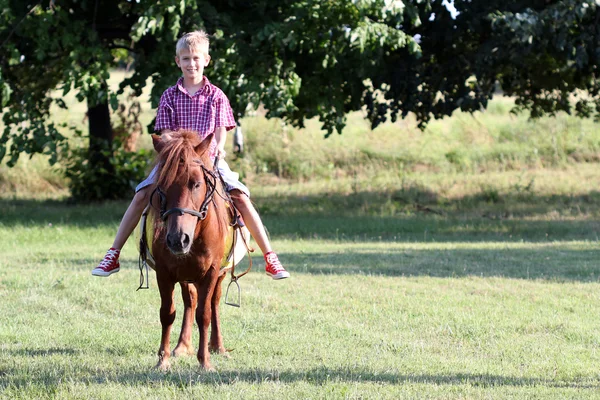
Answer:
[{"left": 136, "top": 207, "right": 250, "bottom": 271}]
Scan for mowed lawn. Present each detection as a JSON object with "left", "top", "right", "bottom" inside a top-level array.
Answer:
[{"left": 1, "top": 167, "right": 600, "bottom": 399}]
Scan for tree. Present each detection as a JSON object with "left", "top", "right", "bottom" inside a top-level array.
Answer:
[
  {"left": 1, "top": 0, "right": 599, "bottom": 199},
  {"left": 362, "top": 0, "right": 600, "bottom": 129},
  {"left": 0, "top": 0, "right": 425, "bottom": 198},
  {"left": 0, "top": 0, "right": 184, "bottom": 173}
]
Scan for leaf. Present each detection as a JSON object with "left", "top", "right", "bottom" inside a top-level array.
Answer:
[{"left": 0, "top": 82, "right": 12, "bottom": 108}]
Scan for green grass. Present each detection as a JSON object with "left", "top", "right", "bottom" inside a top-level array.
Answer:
[
  {"left": 1, "top": 166, "right": 600, "bottom": 398},
  {"left": 1, "top": 238, "right": 600, "bottom": 398}
]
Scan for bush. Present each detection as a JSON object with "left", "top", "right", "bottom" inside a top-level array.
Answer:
[{"left": 62, "top": 137, "right": 153, "bottom": 202}]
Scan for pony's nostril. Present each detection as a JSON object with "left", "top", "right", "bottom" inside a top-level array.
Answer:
[
  {"left": 167, "top": 232, "right": 190, "bottom": 252},
  {"left": 166, "top": 233, "right": 175, "bottom": 248},
  {"left": 181, "top": 233, "right": 190, "bottom": 248}
]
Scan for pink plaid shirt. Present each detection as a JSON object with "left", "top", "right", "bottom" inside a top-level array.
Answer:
[{"left": 154, "top": 77, "right": 236, "bottom": 158}]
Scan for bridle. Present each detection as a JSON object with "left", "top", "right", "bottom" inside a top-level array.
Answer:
[{"left": 153, "top": 159, "right": 219, "bottom": 222}]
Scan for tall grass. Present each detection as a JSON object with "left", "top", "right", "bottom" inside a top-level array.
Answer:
[
  {"left": 233, "top": 97, "right": 600, "bottom": 183},
  {"left": 2, "top": 88, "right": 600, "bottom": 198}
]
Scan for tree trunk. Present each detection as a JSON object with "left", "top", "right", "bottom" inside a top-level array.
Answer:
[{"left": 87, "top": 97, "right": 114, "bottom": 175}]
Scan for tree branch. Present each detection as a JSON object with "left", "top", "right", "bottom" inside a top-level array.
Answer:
[{"left": 0, "top": 2, "right": 42, "bottom": 50}]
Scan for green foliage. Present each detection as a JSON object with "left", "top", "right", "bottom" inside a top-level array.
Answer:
[
  {"left": 2, "top": 0, "right": 600, "bottom": 201},
  {"left": 61, "top": 135, "right": 153, "bottom": 202},
  {"left": 63, "top": 140, "right": 154, "bottom": 202},
  {"left": 209, "top": 0, "right": 426, "bottom": 135},
  {"left": 485, "top": 0, "right": 600, "bottom": 120},
  {"left": 0, "top": 0, "right": 426, "bottom": 176}
]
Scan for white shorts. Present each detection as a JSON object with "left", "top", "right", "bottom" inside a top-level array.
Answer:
[{"left": 135, "top": 160, "right": 250, "bottom": 197}]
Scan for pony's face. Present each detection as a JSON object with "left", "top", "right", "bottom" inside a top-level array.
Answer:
[
  {"left": 163, "top": 163, "right": 205, "bottom": 255},
  {"left": 152, "top": 131, "right": 214, "bottom": 256}
]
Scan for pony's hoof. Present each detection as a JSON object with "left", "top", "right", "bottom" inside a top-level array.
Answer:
[
  {"left": 172, "top": 344, "right": 195, "bottom": 357},
  {"left": 155, "top": 360, "right": 171, "bottom": 371},
  {"left": 209, "top": 345, "right": 232, "bottom": 357},
  {"left": 200, "top": 363, "right": 216, "bottom": 372}
]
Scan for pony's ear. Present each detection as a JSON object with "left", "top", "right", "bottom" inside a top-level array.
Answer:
[
  {"left": 152, "top": 134, "right": 164, "bottom": 153},
  {"left": 194, "top": 133, "right": 214, "bottom": 157}
]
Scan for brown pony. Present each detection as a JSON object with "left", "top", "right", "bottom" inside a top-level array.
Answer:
[{"left": 150, "top": 129, "right": 230, "bottom": 371}]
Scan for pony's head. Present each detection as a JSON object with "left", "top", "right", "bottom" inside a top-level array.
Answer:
[{"left": 152, "top": 130, "right": 215, "bottom": 255}]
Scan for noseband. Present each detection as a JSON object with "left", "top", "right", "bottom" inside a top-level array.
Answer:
[{"left": 153, "top": 160, "right": 219, "bottom": 222}]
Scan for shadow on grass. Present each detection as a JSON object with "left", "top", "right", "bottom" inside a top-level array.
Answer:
[
  {"left": 1, "top": 365, "right": 597, "bottom": 390},
  {"left": 0, "top": 198, "right": 129, "bottom": 228},
  {"left": 2, "top": 195, "right": 600, "bottom": 243},
  {"left": 154, "top": 367, "right": 600, "bottom": 389},
  {"left": 261, "top": 215, "right": 600, "bottom": 242},
  {"left": 251, "top": 187, "right": 600, "bottom": 218},
  {"left": 255, "top": 187, "right": 600, "bottom": 242},
  {"left": 47, "top": 244, "right": 600, "bottom": 282},
  {"left": 277, "top": 246, "right": 600, "bottom": 282}
]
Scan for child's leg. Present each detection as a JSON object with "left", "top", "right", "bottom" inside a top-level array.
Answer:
[
  {"left": 112, "top": 187, "right": 151, "bottom": 249},
  {"left": 230, "top": 190, "right": 290, "bottom": 280},
  {"left": 229, "top": 189, "right": 272, "bottom": 254},
  {"left": 92, "top": 186, "right": 152, "bottom": 277}
]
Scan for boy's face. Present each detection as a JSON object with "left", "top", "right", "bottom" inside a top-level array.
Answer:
[{"left": 175, "top": 47, "right": 211, "bottom": 84}]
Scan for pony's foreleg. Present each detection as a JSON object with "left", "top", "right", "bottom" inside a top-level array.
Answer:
[
  {"left": 173, "top": 282, "right": 197, "bottom": 357},
  {"left": 209, "top": 272, "right": 229, "bottom": 356},
  {"left": 156, "top": 278, "right": 176, "bottom": 371},
  {"left": 195, "top": 267, "right": 219, "bottom": 371}
]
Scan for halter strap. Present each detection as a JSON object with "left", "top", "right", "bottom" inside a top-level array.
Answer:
[
  {"left": 155, "top": 160, "right": 218, "bottom": 222},
  {"left": 161, "top": 206, "right": 207, "bottom": 220}
]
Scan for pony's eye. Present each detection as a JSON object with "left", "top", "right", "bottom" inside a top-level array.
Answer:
[{"left": 192, "top": 181, "right": 202, "bottom": 190}]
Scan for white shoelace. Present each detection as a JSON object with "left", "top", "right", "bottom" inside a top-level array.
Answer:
[
  {"left": 265, "top": 253, "right": 284, "bottom": 272},
  {"left": 98, "top": 249, "right": 120, "bottom": 268}
]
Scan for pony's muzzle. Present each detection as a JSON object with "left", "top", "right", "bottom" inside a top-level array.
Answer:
[{"left": 166, "top": 232, "right": 191, "bottom": 254}]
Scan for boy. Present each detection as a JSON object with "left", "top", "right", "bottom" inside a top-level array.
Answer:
[{"left": 92, "top": 30, "right": 290, "bottom": 280}]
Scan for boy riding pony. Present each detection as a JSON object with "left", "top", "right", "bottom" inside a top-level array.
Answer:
[{"left": 92, "top": 30, "right": 290, "bottom": 281}]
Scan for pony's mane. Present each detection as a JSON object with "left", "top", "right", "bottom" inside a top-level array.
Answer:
[
  {"left": 155, "top": 130, "right": 208, "bottom": 189},
  {"left": 154, "top": 129, "right": 229, "bottom": 238}
]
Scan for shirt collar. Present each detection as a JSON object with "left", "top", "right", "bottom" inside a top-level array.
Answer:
[{"left": 177, "top": 76, "right": 212, "bottom": 96}]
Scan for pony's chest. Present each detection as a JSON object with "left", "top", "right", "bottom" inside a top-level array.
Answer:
[
  {"left": 171, "top": 259, "right": 213, "bottom": 282},
  {"left": 154, "top": 244, "right": 215, "bottom": 280}
]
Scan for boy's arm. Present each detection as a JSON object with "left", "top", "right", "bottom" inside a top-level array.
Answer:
[
  {"left": 214, "top": 126, "right": 227, "bottom": 159},
  {"left": 157, "top": 129, "right": 174, "bottom": 141}
]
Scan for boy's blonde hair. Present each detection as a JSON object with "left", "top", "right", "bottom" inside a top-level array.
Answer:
[{"left": 176, "top": 31, "right": 210, "bottom": 56}]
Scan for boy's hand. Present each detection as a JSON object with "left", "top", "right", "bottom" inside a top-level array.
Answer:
[{"left": 216, "top": 148, "right": 227, "bottom": 159}]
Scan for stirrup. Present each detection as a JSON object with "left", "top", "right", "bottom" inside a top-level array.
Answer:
[{"left": 224, "top": 279, "right": 241, "bottom": 308}]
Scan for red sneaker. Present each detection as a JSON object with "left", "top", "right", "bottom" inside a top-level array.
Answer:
[
  {"left": 92, "top": 248, "right": 121, "bottom": 277},
  {"left": 264, "top": 252, "right": 290, "bottom": 280}
]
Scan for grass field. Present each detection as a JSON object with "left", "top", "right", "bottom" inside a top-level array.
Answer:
[
  {"left": 2, "top": 166, "right": 600, "bottom": 399},
  {"left": 1, "top": 90, "right": 600, "bottom": 398}
]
